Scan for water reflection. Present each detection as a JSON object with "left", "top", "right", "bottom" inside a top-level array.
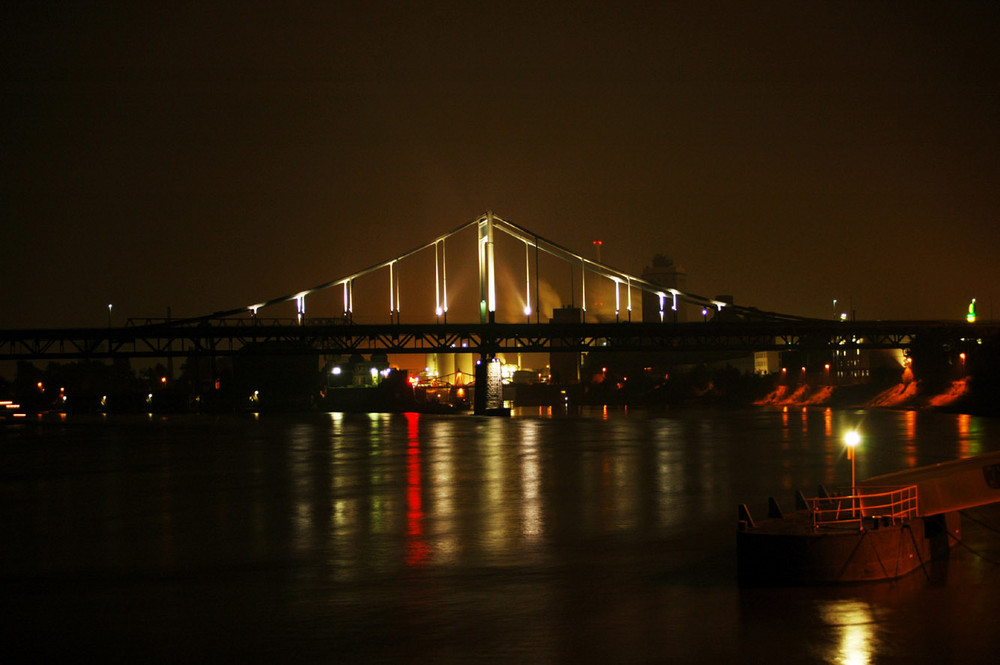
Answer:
[
  {"left": 428, "top": 419, "right": 458, "bottom": 562},
  {"left": 520, "top": 420, "right": 543, "bottom": 539},
  {"left": 958, "top": 413, "right": 974, "bottom": 456},
  {"left": 903, "top": 411, "right": 917, "bottom": 468},
  {"left": 816, "top": 599, "right": 880, "bottom": 665},
  {"left": 405, "top": 412, "right": 429, "bottom": 567},
  {"left": 6, "top": 409, "right": 1000, "bottom": 663}
]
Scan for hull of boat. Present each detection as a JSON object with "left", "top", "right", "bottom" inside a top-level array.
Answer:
[{"left": 737, "top": 511, "right": 960, "bottom": 585}]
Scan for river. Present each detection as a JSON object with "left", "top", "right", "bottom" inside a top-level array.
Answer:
[{"left": 3, "top": 407, "right": 999, "bottom": 663}]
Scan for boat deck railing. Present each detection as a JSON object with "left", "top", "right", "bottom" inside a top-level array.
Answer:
[{"left": 805, "top": 485, "right": 919, "bottom": 530}]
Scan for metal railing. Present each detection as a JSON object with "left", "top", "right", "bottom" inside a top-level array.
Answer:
[{"left": 804, "top": 485, "right": 919, "bottom": 530}]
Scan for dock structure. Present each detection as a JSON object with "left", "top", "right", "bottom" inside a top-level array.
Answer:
[
  {"left": 860, "top": 450, "right": 1000, "bottom": 517},
  {"left": 737, "top": 450, "right": 1000, "bottom": 585}
]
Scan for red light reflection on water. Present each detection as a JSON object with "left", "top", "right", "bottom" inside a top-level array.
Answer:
[{"left": 405, "top": 412, "right": 430, "bottom": 568}]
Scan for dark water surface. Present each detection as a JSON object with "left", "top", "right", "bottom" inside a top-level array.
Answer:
[{"left": 3, "top": 407, "right": 1000, "bottom": 663}]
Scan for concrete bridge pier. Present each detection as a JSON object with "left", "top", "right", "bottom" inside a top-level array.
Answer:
[{"left": 473, "top": 353, "right": 506, "bottom": 415}]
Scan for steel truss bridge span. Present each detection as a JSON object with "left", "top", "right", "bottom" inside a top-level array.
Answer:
[{"left": 2, "top": 320, "right": 994, "bottom": 361}]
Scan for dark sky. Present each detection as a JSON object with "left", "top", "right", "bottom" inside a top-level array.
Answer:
[{"left": 3, "top": 1, "right": 998, "bottom": 328}]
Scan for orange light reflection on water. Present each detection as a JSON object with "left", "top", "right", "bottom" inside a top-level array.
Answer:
[
  {"left": 903, "top": 410, "right": 917, "bottom": 467},
  {"left": 958, "top": 413, "right": 976, "bottom": 456}
]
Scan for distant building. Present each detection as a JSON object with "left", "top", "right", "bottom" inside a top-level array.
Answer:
[
  {"left": 755, "top": 351, "right": 781, "bottom": 375},
  {"left": 641, "top": 255, "right": 687, "bottom": 322}
]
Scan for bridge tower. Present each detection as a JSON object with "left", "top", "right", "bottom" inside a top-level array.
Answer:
[
  {"left": 478, "top": 211, "right": 497, "bottom": 324},
  {"left": 473, "top": 212, "right": 505, "bottom": 414}
]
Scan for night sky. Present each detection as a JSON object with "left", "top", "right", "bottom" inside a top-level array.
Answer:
[{"left": 3, "top": 1, "right": 998, "bottom": 329}]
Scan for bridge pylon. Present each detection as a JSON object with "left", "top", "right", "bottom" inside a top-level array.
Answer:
[{"left": 478, "top": 211, "right": 497, "bottom": 324}]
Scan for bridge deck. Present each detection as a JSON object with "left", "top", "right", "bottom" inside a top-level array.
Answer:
[{"left": 1, "top": 320, "right": 996, "bottom": 360}]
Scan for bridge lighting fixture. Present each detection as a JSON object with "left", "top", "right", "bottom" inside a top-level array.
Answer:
[
  {"left": 524, "top": 242, "right": 532, "bottom": 319},
  {"left": 343, "top": 282, "right": 351, "bottom": 317},
  {"left": 388, "top": 261, "right": 400, "bottom": 321},
  {"left": 435, "top": 241, "right": 442, "bottom": 317},
  {"left": 296, "top": 293, "right": 306, "bottom": 323}
]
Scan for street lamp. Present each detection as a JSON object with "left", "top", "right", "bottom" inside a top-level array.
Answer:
[
  {"left": 107, "top": 303, "right": 113, "bottom": 328},
  {"left": 844, "top": 430, "right": 861, "bottom": 515}
]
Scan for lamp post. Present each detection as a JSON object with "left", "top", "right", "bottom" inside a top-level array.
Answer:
[{"left": 844, "top": 430, "right": 860, "bottom": 516}]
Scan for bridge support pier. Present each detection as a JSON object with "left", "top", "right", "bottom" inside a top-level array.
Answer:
[{"left": 473, "top": 354, "right": 507, "bottom": 416}]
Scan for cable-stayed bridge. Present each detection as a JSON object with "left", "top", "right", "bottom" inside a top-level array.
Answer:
[
  {"left": 2, "top": 211, "right": 995, "bottom": 412},
  {"left": 170, "top": 211, "right": 809, "bottom": 327}
]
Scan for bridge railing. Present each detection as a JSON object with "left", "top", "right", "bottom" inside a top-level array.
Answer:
[{"left": 805, "top": 485, "right": 919, "bottom": 530}]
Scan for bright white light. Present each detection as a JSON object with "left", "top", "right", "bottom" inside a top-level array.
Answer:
[
  {"left": 524, "top": 305, "right": 532, "bottom": 317},
  {"left": 844, "top": 430, "right": 861, "bottom": 448},
  {"left": 331, "top": 367, "right": 341, "bottom": 376}
]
